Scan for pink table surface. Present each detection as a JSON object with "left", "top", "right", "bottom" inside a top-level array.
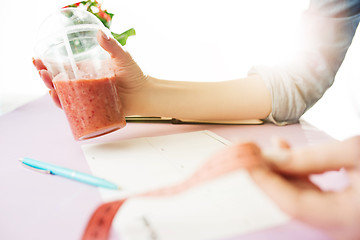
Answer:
[{"left": 0, "top": 95, "right": 341, "bottom": 240}]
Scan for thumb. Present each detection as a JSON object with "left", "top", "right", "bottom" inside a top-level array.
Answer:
[
  {"left": 97, "top": 30, "right": 133, "bottom": 64},
  {"left": 263, "top": 136, "right": 360, "bottom": 175}
]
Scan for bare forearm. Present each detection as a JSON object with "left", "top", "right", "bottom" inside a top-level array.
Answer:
[{"left": 126, "top": 75, "right": 272, "bottom": 120}]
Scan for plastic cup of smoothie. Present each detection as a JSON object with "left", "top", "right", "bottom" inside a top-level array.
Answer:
[{"left": 35, "top": 8, "right": 126, "bottom": 140}]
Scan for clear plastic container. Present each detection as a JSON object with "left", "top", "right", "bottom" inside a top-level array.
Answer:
[{"left": 35, "top": 8, "right": 126, "bottom": 140}]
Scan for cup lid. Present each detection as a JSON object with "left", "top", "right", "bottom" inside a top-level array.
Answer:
[{"left": 34, "top": 8, "right": 108, "bottom": 57}]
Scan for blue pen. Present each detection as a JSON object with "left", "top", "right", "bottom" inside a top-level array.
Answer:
[{"left": 19, "top": 157, "right": 120, "bottom": 190}]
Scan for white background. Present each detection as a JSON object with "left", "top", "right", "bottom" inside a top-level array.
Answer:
[{"left": 1, "top": 0, "right": 359, "bottom": 140}]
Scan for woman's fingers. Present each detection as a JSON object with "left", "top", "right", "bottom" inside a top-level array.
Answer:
[
  {"left": 250, "top": 166, "right": 360, "bottom": 240},
  {"left": 96, "top": 30, "right": 133, "bottom": 65},
  {"left": 32, "top": 58, "right": 62, "bottom": 108},
  {"left": 39, "top": 70, "right": 54, "bottom": 90},
  {"left": 263, "top": 136, "right": 360, "bottom": 175},
  {"left": 32, "top": 58, "right": 47, "bottom": 71},
  {"left": 33, "top": 58, "right": 55, "bottom": 90},
  {"left": 285, "top": 175, "right": 321, "bottom": 192},
  {"left": 249, "top": 166, "right": 354, "bottom": 226},
  {"left": 49, "top": 90, "right": 62, "bottom": 108}
]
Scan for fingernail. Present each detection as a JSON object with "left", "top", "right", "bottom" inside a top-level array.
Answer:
[
  {"left": 270, "top": 136, "right": 291, "bottom": 149},
  {"left": 99, "top": 29, "right": 110, "bottom": 41},
  {"left": 33, "top": 58, "right": 40, "bottom": 69},
  {"left": 38, "top": 69, "right": 46, "bottom": 78}
]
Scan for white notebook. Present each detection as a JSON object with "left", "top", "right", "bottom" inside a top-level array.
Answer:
[{"left": 82, "top": 130, "right": 289, "bottom": 240}]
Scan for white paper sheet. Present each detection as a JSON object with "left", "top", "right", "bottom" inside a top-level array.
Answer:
[{"left": 82, "top": 130, "right": 289, "bottom": 240}]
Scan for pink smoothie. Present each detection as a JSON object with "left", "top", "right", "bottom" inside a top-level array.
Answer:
[{"left": 54, "top": 76, "right": 126, "bottom": 140}]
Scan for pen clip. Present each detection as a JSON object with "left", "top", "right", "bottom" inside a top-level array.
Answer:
[{"left": 20, "top": 161, "right": 51, "bottom": 174}]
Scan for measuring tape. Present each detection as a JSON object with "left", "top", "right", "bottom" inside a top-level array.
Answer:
[{"left": 82, "top": 143, "right": 262, "bottom": 240}]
